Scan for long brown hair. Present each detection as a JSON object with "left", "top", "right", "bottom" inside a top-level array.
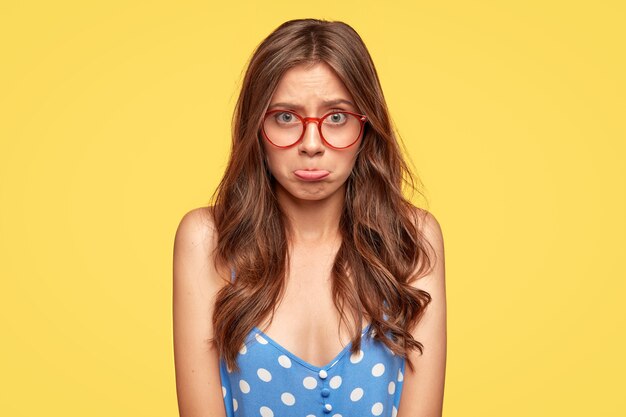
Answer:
[{"left": 208, "top": 18, "right": 434, "bottom": 374}]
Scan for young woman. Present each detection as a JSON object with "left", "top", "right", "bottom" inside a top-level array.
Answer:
[{"left": 173, "top": 18, "right": 446, "bottom": 417}]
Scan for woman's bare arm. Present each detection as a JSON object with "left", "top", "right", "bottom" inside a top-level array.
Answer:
[
  {"left": 173, "top": 207, "right": 228, "bottom": 417},
  {"left": 397, "top": 209, "right": 448, "bottom": 417}
]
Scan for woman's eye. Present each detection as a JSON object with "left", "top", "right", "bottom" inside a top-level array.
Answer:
[
  {"left": 277, "top": 112, "right": 296, "bottom": 123},
  {"left": 329, "top": 113, "right": 346, "bottom": 123}
]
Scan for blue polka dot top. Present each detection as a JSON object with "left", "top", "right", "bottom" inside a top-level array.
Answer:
[{"left": 219, "top": 268, "right": 406, "bottom": 417}]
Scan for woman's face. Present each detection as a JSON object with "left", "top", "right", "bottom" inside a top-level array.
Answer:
[{"left": 261, "top": 61, "right": 363, "bottom": 203}]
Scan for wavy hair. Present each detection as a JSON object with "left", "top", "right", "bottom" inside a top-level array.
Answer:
[{"left": 208, "top": 18, "right": 434, "bottom": 374}]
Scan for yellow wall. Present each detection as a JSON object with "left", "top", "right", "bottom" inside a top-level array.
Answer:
[{"left": 1, "top": 1, "right": 624, "bottom": 416}]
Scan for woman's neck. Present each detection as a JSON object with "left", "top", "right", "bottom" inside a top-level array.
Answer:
[{"left": 276, "top": 184, "right": 345, "bottom": 245}]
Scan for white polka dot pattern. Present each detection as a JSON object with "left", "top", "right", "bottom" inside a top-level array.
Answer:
[
  {"left": 259, "top": 405, "right": 273, "bottom": 417},
  {"left": 281, "top": 392, "right": 296, "bottom": 405},
  {"left": 239, "top": 379, "right": 250, "bottom": 393},
  {"left": 278, "top": 354, "right": 292, "bottom": 368},
  {"left": 350, "top": 387, "right": 364, "bottom": 401},
  {"left": 257, "top": 368, "right": 272, "bottom": 382},
  {"left": 350, "top": 349, "right": 364, "bottom": 363},
  {"left": 303, "top": 376, "right": 317, "bottom": 389},
  {"left": 218, "top": 315, "right": 406, "bottom": 417},
  {"left": 372, "top": 402, "right": 384, "bottom": 416},
  {"left": 329, "top": 375, "right": 342, "bottom": 389},
  {"left": 372, "top": 363, "right": 385, "bottom": 377}
]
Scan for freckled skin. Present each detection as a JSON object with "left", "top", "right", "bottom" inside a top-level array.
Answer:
[{"left": 262, "top": 62, "right": 363, "bottom": 203}]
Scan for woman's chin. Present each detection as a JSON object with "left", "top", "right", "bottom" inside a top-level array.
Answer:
[{"left": 281, "top": 184, "right": 349, "bottom": 203}]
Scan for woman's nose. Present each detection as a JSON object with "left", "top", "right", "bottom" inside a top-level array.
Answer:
[{"left": 299, "top": 121, "right": 325, "bottom": 152}]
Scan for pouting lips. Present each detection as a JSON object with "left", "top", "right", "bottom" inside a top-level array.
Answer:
[{"left": 293, "top": 170, "right": 330, "bottom": 180}]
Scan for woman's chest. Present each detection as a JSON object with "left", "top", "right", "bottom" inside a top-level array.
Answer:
[{"left": 255, "top": 264, "right": 368, "bottom": 369}]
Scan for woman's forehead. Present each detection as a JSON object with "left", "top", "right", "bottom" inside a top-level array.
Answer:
[
  {"left": 270, "top": 63, "right": 356, "bottom": 111},
  {"left": 276, "top": 62, "right": 344, "bottom": 89}
]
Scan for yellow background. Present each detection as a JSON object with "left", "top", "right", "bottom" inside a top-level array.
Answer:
[{"left": 1, "top": 1, "right": 624, "bottom": 416}]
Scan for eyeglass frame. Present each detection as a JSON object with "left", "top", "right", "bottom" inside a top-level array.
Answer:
[{"left": 260, "top": 109, "right": 368, "bottom": 150}]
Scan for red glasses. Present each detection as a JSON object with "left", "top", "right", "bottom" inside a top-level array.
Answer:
[{"left": 261, "top": 109, "right": 368, "bottom": 149}]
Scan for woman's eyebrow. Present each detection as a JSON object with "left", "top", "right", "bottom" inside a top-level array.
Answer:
[{"left": 268, "top": 98, "right": 355, "bottom": 110}]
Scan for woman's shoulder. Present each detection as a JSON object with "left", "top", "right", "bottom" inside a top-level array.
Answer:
[
  {"left": 407, "top": 205, "right": 445, "bottom": 281},
  {"left": 175, "top": 206, "right": 218, "bottom": 245},
  {"left": 178, "top": 205, "right": 215, "bottom": 230},
  {"left": 409, "top": 205, "right": 443, "bottom": 237},
  {"left": 173, "top": 206, "right": 229, "bottom": 285}
]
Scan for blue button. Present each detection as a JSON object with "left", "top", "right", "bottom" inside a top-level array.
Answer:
[{"left": 321, "top": 388, "right": 330, "bottom": 397}]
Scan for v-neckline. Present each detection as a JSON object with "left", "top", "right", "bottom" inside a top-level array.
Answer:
[{"left": 251, "top": 322, "right": 372, "bottom": 372}]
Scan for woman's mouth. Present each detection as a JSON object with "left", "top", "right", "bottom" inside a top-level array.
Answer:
[{"left": 293, "top": 170, "right": 330, "bottom": 181}]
